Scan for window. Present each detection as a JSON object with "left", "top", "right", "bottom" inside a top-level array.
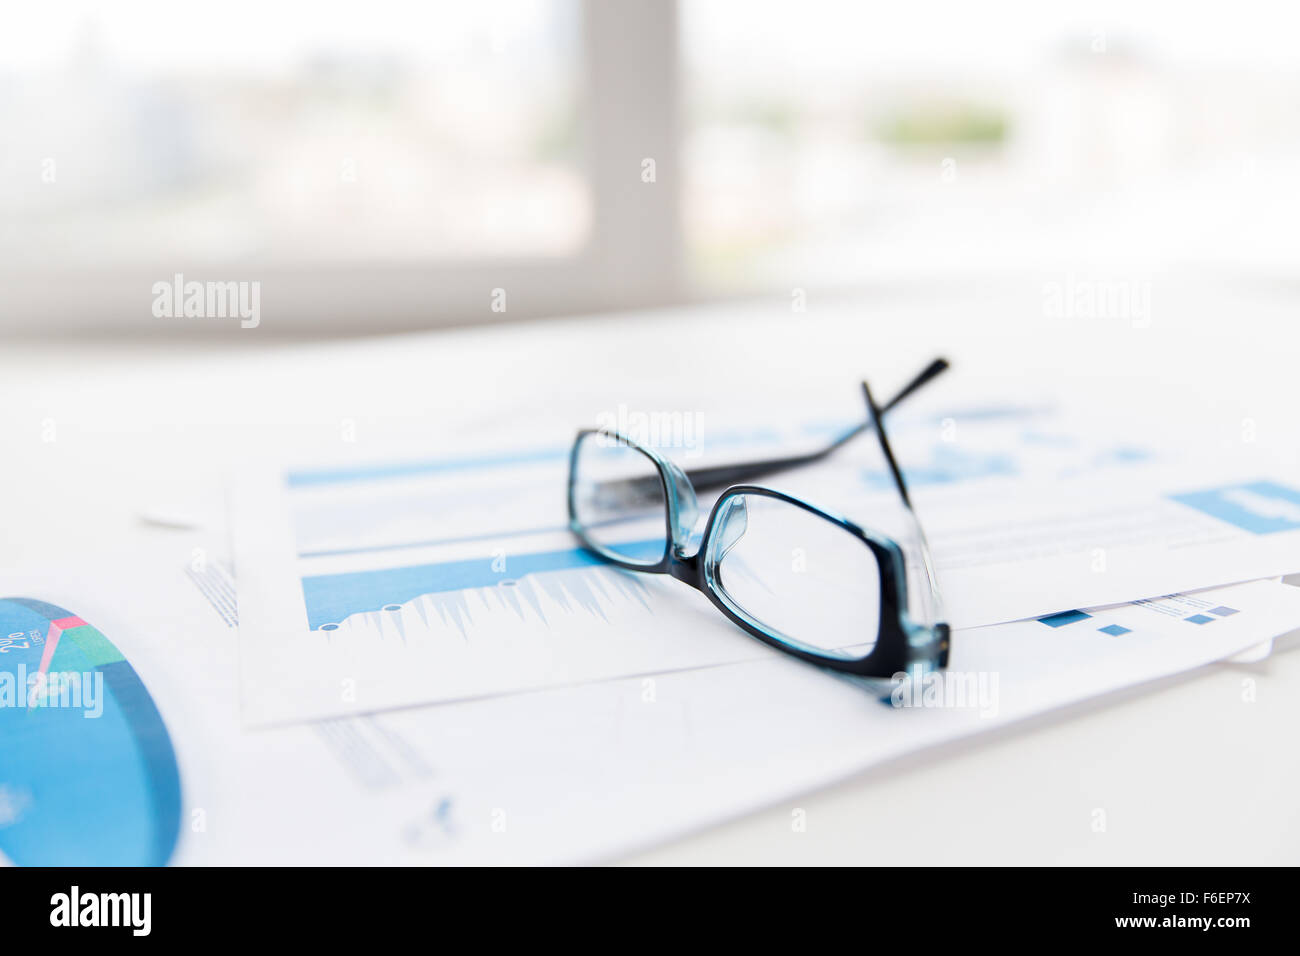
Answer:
[
  {"left": 1, "top": 1, "right": 680, "bottom": 333},
  {"left": 2, "top": 2, "right": 588, "bottom": 266},
  {"left": 683, "top": 0, "right": 1300, "bottom": 293},
  {"left": 5, "top": 2, "right": 1297, "bottom": 334}
]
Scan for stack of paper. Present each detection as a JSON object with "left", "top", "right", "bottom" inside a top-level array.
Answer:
[{"left": 5, "top": 378, "right": 1299, "bottom": 864}]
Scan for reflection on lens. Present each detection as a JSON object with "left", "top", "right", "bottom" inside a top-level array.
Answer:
[
  {"left": 571, "top": 433, "right": 668, "bottom": 566},
  {"left": 706, "top": 492, "right": 881, "bottom": 659}
]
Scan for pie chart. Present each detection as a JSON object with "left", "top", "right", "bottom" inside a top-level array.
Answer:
[{"left": 0, "top": 597, "right": 181, "bottom": 866}]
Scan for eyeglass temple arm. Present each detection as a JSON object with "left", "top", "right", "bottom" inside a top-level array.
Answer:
[
  {"left": 859, "top": 380, "right": 914, "bottom": 509},
  {"left": 682, "top": 357, "right": 949, "bottom": 493},
  {"left": 861, "top": 377, "right": 946, "bottom": 638}
]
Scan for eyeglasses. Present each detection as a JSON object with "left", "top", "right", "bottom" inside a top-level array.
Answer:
[{"left": 566, "top": 359, "right": 951, "bottom": 680}]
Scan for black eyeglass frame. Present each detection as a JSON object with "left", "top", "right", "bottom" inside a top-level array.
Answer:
[{"left": 566, "top": 360, "right": 951, "bottom": 680}]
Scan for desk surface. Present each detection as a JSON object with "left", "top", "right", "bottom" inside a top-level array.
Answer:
[{"left": 4, "top": 273, "right": 1298, "bottom": 864}]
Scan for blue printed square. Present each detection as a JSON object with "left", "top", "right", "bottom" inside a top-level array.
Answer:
[
  {"left": 1209, "top": 606, "right": 1239, "bottom": 617},
  {"left": 1039, "top": 609, "right": 1092, "bottom": 628},
  {"left": 1169, "top": 481, "right": 1300, "bottom": 535},
  {"left": 1098, "top": 624, "right": 1131, "bottom": 636},
  {"left": 1185, "top": 614, "right": 1214, "bottom": 625}
]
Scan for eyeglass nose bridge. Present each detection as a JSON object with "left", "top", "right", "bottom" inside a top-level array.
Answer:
[
  {"left": 663, "top": 488, "right": 745, "bottom": 593},
  {"left": 661, "top": 473, "right": 706, "bottom": 591},
  {"left": 666, "top": 547, "right": 705, "bottom": 590},
  {"left": 658, "top": 455, "right": 701, "bottom": 551}
]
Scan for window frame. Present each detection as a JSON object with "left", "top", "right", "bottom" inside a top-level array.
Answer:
[{"left": 0, "top": 0, "right": 683, "bottom": 335}]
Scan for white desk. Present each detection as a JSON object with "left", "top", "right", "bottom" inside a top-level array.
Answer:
[{"left": 4, "top": 273, "right": 1298, "bottom": 864}]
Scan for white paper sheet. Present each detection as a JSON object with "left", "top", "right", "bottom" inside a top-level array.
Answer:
[
  {"left": 3, "top": 554, "right": 1297, "bottom": 866},
  {"left": 232, "top": 393, "right": 1300, "bottom": 723}
]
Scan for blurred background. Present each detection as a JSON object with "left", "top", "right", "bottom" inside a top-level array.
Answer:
[{"left": 2, "top": 0, "right": 1298, "bottom": 334}]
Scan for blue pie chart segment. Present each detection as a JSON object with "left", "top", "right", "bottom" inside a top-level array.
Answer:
[{"left": 0, "top": 597, "right": 181, "bottom": 866}]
